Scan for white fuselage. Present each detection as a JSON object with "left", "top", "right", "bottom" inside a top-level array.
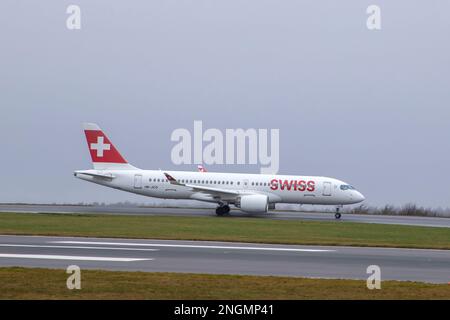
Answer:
[{"left": 74, "top": 169, "right": 365, "bottom": 206}]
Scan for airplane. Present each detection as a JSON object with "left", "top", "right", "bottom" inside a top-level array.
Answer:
[{"left": 74, "top": 123, "right": 365, "bottom": 219}]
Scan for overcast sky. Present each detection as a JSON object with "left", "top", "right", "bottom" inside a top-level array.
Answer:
[{"left": 1, "top": 1, "right": 449, "bottom": 208}]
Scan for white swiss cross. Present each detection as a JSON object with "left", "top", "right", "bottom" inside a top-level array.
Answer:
[{"left": 90, "top": 136, "right": 111, "bottom": 157}]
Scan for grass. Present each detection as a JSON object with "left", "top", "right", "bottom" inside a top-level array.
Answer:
[
  {"left": 0, "top": 212, "right": 449, "bottom": 249},
  {"left": 0, "top": 267, "right": 448, "bottom": 299}
]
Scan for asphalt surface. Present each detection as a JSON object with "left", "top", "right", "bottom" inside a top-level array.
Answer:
[
  {"left": 0, "top": 235, "right": 449, "bottom": 283},
  {"left": 0, "top": 204, "right": 449, "bottom": 228}
]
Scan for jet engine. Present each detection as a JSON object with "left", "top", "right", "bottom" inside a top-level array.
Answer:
[{"left": 236, "top": 194, "right": 269, "bottom": 213}]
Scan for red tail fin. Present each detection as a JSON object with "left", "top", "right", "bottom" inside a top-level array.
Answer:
[{"left": 82, "top": 123, "right": 136, "bottom": 170}]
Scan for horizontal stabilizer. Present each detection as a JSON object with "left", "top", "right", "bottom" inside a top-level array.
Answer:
[{"left": 74, "top": 170, "right": 115, "bottom": 180}]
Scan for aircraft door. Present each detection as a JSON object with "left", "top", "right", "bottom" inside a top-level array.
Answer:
[
  {"left": 134, "top": 174, "right": 142, "bottom": 189},
  {"left": 322, "top": 181, "right": 332, "bottom": 196}
]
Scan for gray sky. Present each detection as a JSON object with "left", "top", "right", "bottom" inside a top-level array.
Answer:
[{"left": 1, "top": 1, "right": 449, "bottom": 207}]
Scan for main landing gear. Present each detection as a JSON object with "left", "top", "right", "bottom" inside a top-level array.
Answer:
[
  {"left": 335, "top": 207, "right": 342, "bottom": 219},
  {"left": 216, "top": 204, "right": 231, "bottom": 216}
]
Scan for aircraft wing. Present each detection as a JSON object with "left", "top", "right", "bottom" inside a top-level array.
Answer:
[{"left": 164, "top": 172, "right": 241, "bottom": 198}]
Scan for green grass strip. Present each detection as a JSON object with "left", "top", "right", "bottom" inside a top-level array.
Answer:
[{"left": 0, "top": 212, "right": 449, "bottom": 249}]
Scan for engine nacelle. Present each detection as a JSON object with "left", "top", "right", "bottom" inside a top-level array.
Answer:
[{"left": 236, "top": 194, "right": 269, "bottom": 213}]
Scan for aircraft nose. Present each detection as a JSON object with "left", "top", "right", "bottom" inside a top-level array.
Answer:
[{"left": 355, "top": 191, "right": 365, "bottom": 203}]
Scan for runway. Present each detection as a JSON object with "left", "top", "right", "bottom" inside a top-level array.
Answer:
[
  {"left": 1, "top": 204, "right": 449, "bottom": 228},
  {"left": 0, "top": 235, "right": 449, "bottom": 283}
]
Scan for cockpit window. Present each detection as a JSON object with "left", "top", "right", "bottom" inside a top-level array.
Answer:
[{"left": 340, "top": 185, "right": 355, "bottom": 190}]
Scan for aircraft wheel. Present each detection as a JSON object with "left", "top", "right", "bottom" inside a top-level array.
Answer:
[
  {"left": 216, "top": 206, "right": 225, "bottom": 216},
  {"left": 335, "top": 212, "right": 341, "bottom": 219},
  {"left": 216, "top": 205, "right": 230, "bottom": 216}
]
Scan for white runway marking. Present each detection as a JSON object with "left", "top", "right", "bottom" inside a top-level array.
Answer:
[
  {"left": 0, "top": 254, "right": 152, "bottom": 262},
  {"left": 51, "top": 241, "right": 335, "bottom": 252},
  {"left": 0, "top": 244, "right": 159, "bottom": 252}
]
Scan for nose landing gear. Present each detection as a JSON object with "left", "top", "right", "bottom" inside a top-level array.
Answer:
[
  {"left": 216, "top": 204, "right": 231, "bottom": 216},
  {"left": 335, "top": 207, "right": 342, "bottom": 219}
]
